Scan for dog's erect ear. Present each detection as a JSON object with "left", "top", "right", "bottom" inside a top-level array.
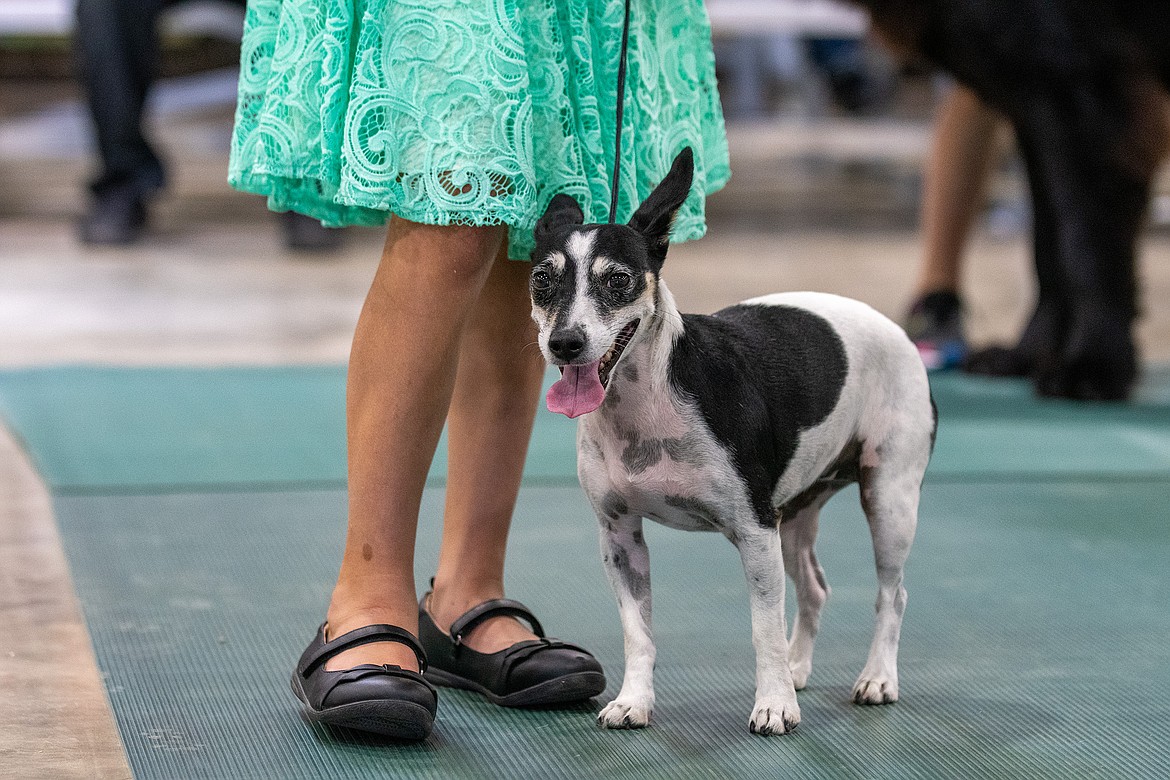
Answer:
[
  {"left": 535, "top": 193, "right": 585, "bottom": 243},
  {"left": 628, "top": 147, "right": 694, "bottom": 268}
]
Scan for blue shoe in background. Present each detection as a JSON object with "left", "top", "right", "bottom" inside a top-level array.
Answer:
[{"left": 905, "top": 290, "right": 968, "bottom": 371}]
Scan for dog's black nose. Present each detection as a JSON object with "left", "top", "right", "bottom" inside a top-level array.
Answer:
[{"left": 548, "top": 328, "right": 586, "bottom": 362}]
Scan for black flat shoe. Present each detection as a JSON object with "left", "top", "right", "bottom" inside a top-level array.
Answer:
[
  {"left": 418, "top": 594, "right": 606, "bottom": 707},
  {"left": 291, "top": 623, "right": 438, "bottom": 740}
]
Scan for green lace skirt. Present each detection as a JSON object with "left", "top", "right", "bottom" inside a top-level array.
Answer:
[{"left": 228, "top": 0, "right": 730, "bottom": 259}]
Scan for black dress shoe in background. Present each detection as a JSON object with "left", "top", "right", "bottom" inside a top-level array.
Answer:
[{"left": 78, "top": 187, "right": 147, "bottom": 246}]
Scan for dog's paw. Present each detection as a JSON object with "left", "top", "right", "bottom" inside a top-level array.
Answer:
[
  {"left": 598, "top": 698, "right": 653, "bottom": 729},
  {"left": 851, "top": 675, "right": 899, "bottom": 705},
  {"left": 748, "top": 697, "right": 800, "bottom": 735},
  {"left": 1034, "top": 306, "right": 1136, "bottom": 401},
  {"left": 1036, "top": 338, "right": 1136, "bottom": 402}
]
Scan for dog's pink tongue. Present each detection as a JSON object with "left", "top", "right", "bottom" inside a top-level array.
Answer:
[{"left": 546, "top": 361, "right": 605, "bottom": 418}]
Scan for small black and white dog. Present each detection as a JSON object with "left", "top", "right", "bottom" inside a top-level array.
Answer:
[{"left": 530, "top": 148, "right": 936, "bottom": 735}]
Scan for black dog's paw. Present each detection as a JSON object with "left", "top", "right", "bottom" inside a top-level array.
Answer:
[
  {"left": 964, "top": 299, "right": 1063, "bottom": 378},
  {"left": 1035, "top": 352, "right": 1136, "bottom": 401},
  {"left": 962, "top": 345, "right": 1034, "bottom": 377},
  {"left": 1034, "top": 314, "right": 1137, "bottom": 401}
]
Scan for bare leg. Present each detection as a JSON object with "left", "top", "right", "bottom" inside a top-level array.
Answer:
[
  {"left": 914, "top": 85, "right": 1002, "bottom": 296},
  {"left": 324, "top": 218, "right": 505, "bottom": 672},
  {"left": 426, "top": 247, "right": 548, "bottom": 651}
]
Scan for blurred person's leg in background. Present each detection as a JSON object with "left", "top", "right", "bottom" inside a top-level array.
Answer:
[
  {"left": 904, "top": 84, "right": 1002, "bottom": 370},
  {"left": 75, "top": 0, "right": 169, "bottom": 244},
  {"left": 74, "top": 0, "right": 340, "bottom": 250},
  {"left": 804, "top": 37, "right": 890, "bottom": 115}
]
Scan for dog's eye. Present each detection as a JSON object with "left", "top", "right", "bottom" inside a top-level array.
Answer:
[
  {"left": 531, "top": 269, "right": 552, "bottom": 291},
  {"left": 606, "top": 272, "right": 633, "bottom": 291}
]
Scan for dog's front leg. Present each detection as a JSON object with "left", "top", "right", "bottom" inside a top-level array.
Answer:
[
  {"left": 736, "top": 524, "right": 801, "bottom": 735},
  {"left": 596, "top": 515, "right": 656, "bottom": 729}
]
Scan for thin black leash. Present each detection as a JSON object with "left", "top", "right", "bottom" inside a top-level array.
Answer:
[{"left": 608, "top": 0, "right": 633, "bottom": 223}]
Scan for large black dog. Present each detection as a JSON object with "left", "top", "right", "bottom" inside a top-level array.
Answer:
[{"left": 854, "top": 0, "right": 1169, "bottom": 400}]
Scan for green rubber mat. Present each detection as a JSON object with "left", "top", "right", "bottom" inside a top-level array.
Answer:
[
  {"left": 3, "top": 365, "right": 1170, "bottom": 493},
  {"left": 52, "top": 483, "right": 1170, "bottom": 778},
  {"left": 0, "top": 366, "right": 576, "bottom": 493},
  {"left": 2, "top": 366, "right": 1170, "bottom": 778}
]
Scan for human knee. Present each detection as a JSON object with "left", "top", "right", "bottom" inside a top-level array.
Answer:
[{"left": 384, "top": 218, "right": 504, "bottom": 279}]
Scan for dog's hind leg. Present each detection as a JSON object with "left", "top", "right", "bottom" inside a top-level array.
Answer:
[
  {"left": 596, "top": 514, "right": 657, "bottom": 729},
  {"left": 853, "top": 450, "right": 922, "bottom": 705},
  {"left": 735, "top": 523, "right": 801, "bottom": 735},
  {"left": 780, "top": 491, "right": 837, "bottom": 691},
  {"left": 965, "top": 160, "right": 1068, "bottom": 379},
  {"left": 1003, "top": 78, "right": 1164, "bottom": 400}
]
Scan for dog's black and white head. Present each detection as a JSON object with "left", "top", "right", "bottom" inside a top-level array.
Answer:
[{"left": 530, "top": 148, "right": 694, "bottom": 418}]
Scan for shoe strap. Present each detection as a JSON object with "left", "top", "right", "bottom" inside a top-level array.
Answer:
[
  {"left": 302, "top": 624, "right": 428, "bottom": 677},
  {"left": 319, "top": 664, "right": 437, "bottom": 704},
  {"left": 448, "top": 599, "right": 546, "bottom": 647}
]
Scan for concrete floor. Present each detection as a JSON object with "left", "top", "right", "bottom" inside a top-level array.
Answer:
[
  {"left": 0, "top": 426, "right": 131, "bottom": 779},
  {"left": 3, "top": 73, "right": 1170, "bottom": 778}
]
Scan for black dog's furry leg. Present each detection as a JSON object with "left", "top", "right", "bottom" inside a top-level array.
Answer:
[
  {"left": 999, "top": 83, "right": 1154, "bottom": 400},
  {"left": 964, "top": 137, "right": 1068, "bottom": 380},
  {"left": 854, "top": 0, "right": 1170, "bottom": 401}
]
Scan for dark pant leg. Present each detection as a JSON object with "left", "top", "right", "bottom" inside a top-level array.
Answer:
[{"left": 75, "top": 0, "right": 172, "bottom": 196}]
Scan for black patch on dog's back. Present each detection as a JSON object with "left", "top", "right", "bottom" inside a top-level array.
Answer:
[{"left": 669, "top": 304, "right": 849, "bottom": 527}]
